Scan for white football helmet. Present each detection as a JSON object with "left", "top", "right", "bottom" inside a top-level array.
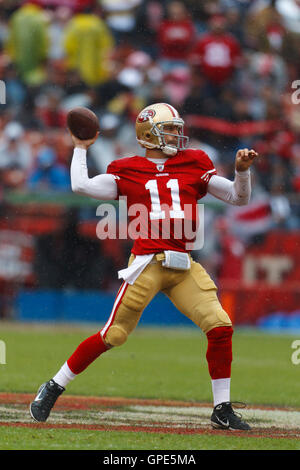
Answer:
[{"left": 135, "top": 102, "right": 189, "bottom": 156}]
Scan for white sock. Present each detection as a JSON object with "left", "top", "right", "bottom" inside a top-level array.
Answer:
[
  {"left": 52, "top": 362, "right": 77, "bottom": 389},
  {"left": 211, "top": 378, "right": 231, "bottom": 406}
]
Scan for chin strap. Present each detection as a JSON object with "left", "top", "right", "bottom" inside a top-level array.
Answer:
[
  {"left": 136, "top": 138, "right": 158, "bottom": 150},
  {"left": 162, "top": 145, "right": 178, "bottom": 156},
  {"left": 137, "top": 138, "right": 178, "bottom": 156}
]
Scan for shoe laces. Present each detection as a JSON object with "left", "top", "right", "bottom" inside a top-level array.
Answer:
[
  {"left": 224, "top": 401, "right": 247, "bottom": 420},
  {"left": 41, "top": 382, "right": 61, "bottom": 408}
]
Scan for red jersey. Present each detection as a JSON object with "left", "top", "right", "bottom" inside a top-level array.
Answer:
[
  {"left": 189, "top": 33, "right": 241, "bottom": 84},
  {"left": 106, "top": 149, "right": 216, "bottom": 255},
  {"left": 157, "top": 20, "right": 196, "bottom": 60}
]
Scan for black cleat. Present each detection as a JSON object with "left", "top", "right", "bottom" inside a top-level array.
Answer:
[
  {"left": 30, "top": 380, "right": 65, "bottom": 422},
  {"left": 211, "top": 402, "right": 251, "bottom": 431}
]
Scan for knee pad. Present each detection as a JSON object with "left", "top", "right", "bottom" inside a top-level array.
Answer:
[{"left": 105, "top": 325, "right": 128, "bottom": 347}]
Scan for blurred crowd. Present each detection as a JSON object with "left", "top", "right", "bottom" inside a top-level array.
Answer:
[{"left": 0, "top": 0, "right": 299, "bottom": 295}]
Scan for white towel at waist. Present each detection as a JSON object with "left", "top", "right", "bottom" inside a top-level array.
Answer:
[{"left": 118, "top": 254, "right": 154, "bottom": 285}]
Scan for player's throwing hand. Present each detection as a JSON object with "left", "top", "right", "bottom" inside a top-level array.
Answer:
[
  {"left": 69, "top": 131, "right": 100, "bottom": 150},
  {"left": 235, "top": 148, "right": 259, "bottom": 172}
]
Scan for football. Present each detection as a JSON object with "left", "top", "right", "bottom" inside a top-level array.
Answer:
[{"left": 67, "top": 107, "right": 100, "bottom": 140}]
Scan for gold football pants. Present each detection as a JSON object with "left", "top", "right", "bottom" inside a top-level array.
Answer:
[{"left": 101, "top": 254, "right": 232, "bottom": 347}]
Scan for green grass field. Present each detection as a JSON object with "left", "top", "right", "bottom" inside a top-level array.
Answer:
[{"left": 0, "top": 322, "right": 299, "bottom": 451}]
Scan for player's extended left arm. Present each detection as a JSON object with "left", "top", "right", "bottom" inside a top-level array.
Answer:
[{"left": 207, "top": 148, "right": 259, "bottom": 206}]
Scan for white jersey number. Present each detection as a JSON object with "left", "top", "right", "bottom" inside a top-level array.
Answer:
[{"left": 145, "top": 179, "right": 184, "bottom": 220}]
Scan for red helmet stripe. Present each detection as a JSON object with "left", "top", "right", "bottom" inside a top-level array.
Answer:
[{"left": 162, "top": 103, "right": 178, "bottom": 118}]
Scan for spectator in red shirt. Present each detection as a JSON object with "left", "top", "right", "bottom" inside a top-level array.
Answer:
[
  {"left": 189, "top": 13, "right": 242, "bottom": 95},
  {"left": 156, "top": 1, "right": 196, "bottom": 72}
]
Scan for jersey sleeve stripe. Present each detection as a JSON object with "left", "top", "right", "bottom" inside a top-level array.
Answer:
[{"left": 201, "top": 169, "right": 217, "bottom": 181}]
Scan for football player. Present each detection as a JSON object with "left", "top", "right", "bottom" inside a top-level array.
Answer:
[{"left": 30, "top": 103, "right": 258, "bottom": 430}]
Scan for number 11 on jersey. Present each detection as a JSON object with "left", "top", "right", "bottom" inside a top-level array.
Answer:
[{"left": 145, "top": 179, "right": 185, "bottom": 221}]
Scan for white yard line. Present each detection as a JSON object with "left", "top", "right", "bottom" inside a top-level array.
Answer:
[{"left": 0, "top": 404, "right": 299, "bottom": 431}]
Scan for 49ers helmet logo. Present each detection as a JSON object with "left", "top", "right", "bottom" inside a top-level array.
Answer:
[{"left": 137, "top": 109, "right": 156, "bottom": 123}]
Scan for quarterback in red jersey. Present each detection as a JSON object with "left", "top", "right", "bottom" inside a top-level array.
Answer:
[
  {"left": 106, "top": 146, "right": 215, "bottom": 255},
  {"left": 30, "top": 102, "right": 258, "bottom": 430}
]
